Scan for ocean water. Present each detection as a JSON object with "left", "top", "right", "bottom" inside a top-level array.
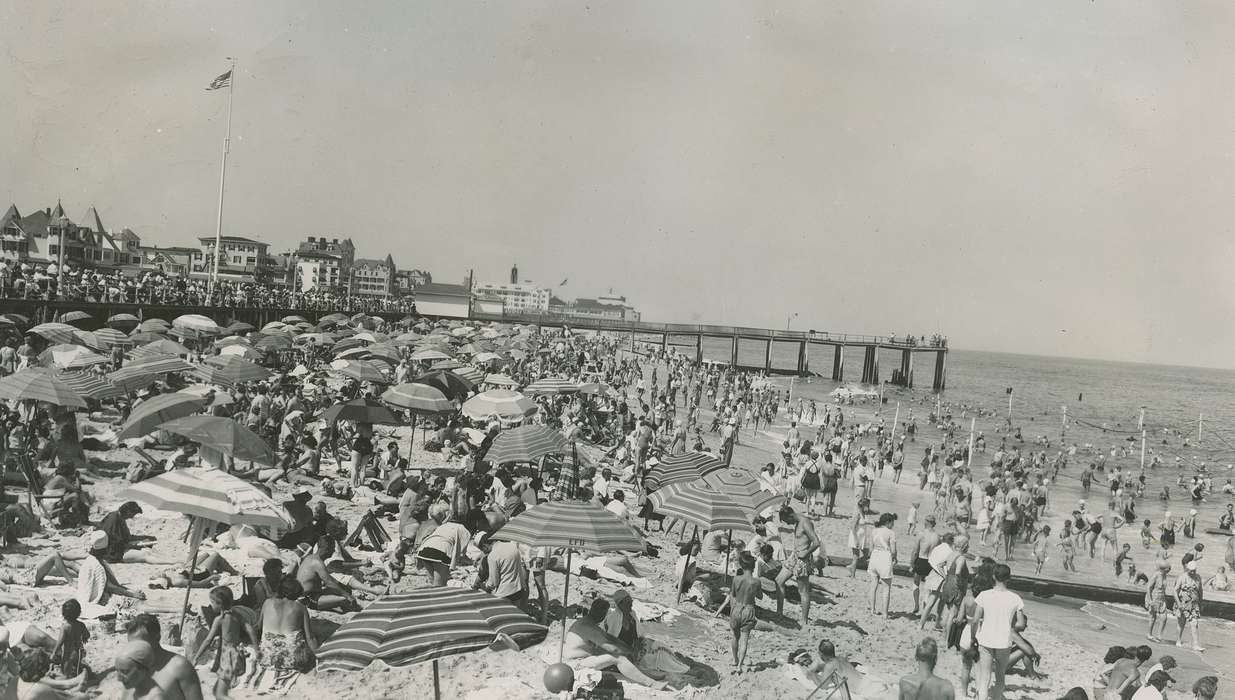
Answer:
[{"left": 647, "top": 336, "right": 1235, "bottom": 548}]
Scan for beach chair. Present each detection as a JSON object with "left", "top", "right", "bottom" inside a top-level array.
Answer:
[
  {"left": 804, "top": 669, "right": 850, "bottom": 700},
  {"left": 345, "top": 509, "right": 392, "bottom": 552}
]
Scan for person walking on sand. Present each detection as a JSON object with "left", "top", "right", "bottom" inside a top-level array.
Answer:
[
  {"left": 777, "top": 505, "right": 822, "bottom": 626},
  {"left": 972, "top": 563, "right": 1025, "bottom": 700},
  {"left": 716, "top": 552, "right": 761, "bottom": 674},
  {"left": 911, "top": 515, "right": 941, "bottom": 615}
]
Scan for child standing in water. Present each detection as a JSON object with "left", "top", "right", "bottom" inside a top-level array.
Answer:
[
  {"left": 1057, "top": 525, "right": 1077, "bottom": 572},
  {"left": 1140, "top": 519, "right": 1154, "bottom": 549},
  {"left": 906, "top": 501, "right": 920, "bottom": 536},
  {"left": 1114, "top": 543, "right": 1132, "bottom": 579},
  {"left": 1033, "top": 525, "right": 1051, "bottom": 574},
  {"left": 51, "top": 599, "right": 89, "bottom": 678}
]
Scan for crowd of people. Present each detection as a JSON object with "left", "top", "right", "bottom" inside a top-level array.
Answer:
[
  {"left": 0, "top": 311, "right": 1225, "bottom": 699},
  {"left": 0, "top": 261, "right": 416, "bottom": 313}
]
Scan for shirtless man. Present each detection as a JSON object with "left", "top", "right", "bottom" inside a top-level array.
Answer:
[
  {"left": 295, "top": 537, "right": 356, "bottom": 612},
  {"left": 561, "top": 599, "right": 666, "bottom": 689},
  {"left": 125, "top": 614, "right": 203, "bottom": 700},
  {"left": 1097, "top": 505, "right": 1125, "bottom": 562},
  {"left": 898, "top": 638, "right": 955, "bottom": 700},
  {"left": 776, "top": 506, "right": 822, "bottom": 626},
  {"left": 911, "top": 516, "right": 941, "bottom": 615}
]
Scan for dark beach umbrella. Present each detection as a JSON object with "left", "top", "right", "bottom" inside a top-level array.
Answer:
[
  {"left": 321, "top": 398, "right": 401, "bottom": 426},
  {"left": 413, "top": 370, "right": 475, "bottom": 401}
]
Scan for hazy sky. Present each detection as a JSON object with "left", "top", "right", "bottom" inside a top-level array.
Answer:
[{"left": 3, "top": 2, "right": 1234, "bottom": 368}]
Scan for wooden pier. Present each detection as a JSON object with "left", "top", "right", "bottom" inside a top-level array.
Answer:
[{"left": 472, "top": 311, "right": 950, "bottom": 391}]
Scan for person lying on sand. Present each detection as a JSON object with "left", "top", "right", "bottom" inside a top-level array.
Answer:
[
  {"left": 145, "top": 551, "right": 238, "bottom": 590},
  {"left": 562, "top": 598, "right": 667, "bottom": 690}
]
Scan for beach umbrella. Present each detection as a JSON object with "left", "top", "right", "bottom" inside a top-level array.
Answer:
[
  {"left": 196, "top": 355, "right": 272, "bottom": 387},
  {"left": 650, "top": 481, "right": 757, "bottom": 601},
  {"left": 316, "top": 587, "right": 547, "bottom": 700},
  {"left": 451, "top": 367, "right": 484, "bottom": 385},
  {"left": 180, "top": 384, "right": 235, "bottom": 408},
  {"left": 430, "top": 359, "right": 462, "bottom": 371},
  {"left": 335, "top": 360, "right": 389, "bottom": 384},
  {"left": 158, "top": 416, "right": 274, "bottom": 463},
  {"left": 28, "top": 322, "right": 78, "bottom": 345},
  {"left": 223, "top": 321, "right": 255, "bottom": 334},
  {"left": 507, "top": 348, "right": 528, "bottom": 361},
  {"left": 319, "top": 312, "right": 350, "bottom": 325},
  {"left": 483, "top": 373, "right": 518, "bottom": 387},
  {"left": 216, "top": 344, "right": 263, "bottom": 361},
  {"left": 108, "top": 356, "right": 195, "bottom": 392},
  {"left": 253, "top": 334, "right": 293, "bottom": 351},
  {"left": 410, "top": 348, "right": 452, "bottom": 363},
  {"left": 116, "top": 392, "right": 208, "bottom": 440},
  {"left": 261, "top": 321, "right": 287, "bottom": 333},
  {"left": 71, "top": 330, "right": 102, "bottom": 351},
  {"left": 58, "top": 310, "right": 92, "bottom": 324},
  {"left": 138, "top": 318, "right": 170, "bottom": 332},
  {"left": 524, "top": 377, "right": 579, "bottom": 396},
  {"left": 0, "top": 367, "right": 87, "bottom": 408},
  {"left": 214, "top": 336, "right": 251, "bottom": 348},
  {"left": 120, "top": 467, "right": 291, "bottom": 632},
  {"left": 492, "top": 502, "right": 643, "bottom": 659},
  {"left": 133, "top": 339, "right": 190, "bottom": 358},
  {"left": 127, "top": 331, "right": 166, "bottom": 344},
  {"left": 382, "top": 383, "right": 453, "bottom": 413},
  {"left": 334, "top": 347, "right": 372, "bottom": 360},
  {"left": 351, "top": 332, "right": 378, "bottom": 344},
  {"left": 461, "top": 389, "right": 537, "bottom": 422},
  {"left": 295, "top": 333, "right": 334, "bottom": 346},
  {"left": 93, "top": 328, "right": 131, "bottom": 348},
  {"left": 106, "top": 313, "right": 140, "bottom": 326},
  {"left": 575, "top": 382, "right": 614, "bottom": 396},
  {"left": 413, "top": 370, "right": 475, "bottom": 401},
  {"left": 700, "top": 467, "right": 785, "bottom": 515},
  {"left": 321, "top": 398, "right": 401, "bottom": 426},
  {"left": 38, "top": 344, "right": 107, "bottom": 370},
  {"left": 281, "top": 315, "right": 308, "bottom": 324},
  {"left": 1, "top": 314, "right": 29, "bottom": 326},
  {"left": 484, "top": 425, "right": 567, "bottom": 466},
  {"left": 643, "top": 451, "right": 726, "bottom": 492},
  {"left": 56, "top": 371, "right": 123, "bottom": 401},
  {"left": 366, "top": 344, "right": 401, "bottom": 364},
  {"left": 472, "top": 352, "right": 503, "bottom": 364},
  {"left": 333, "top": 337, "right": 369, "bottom": 353},
  {"left": 172, "top": 314, "right": 219, "bottom": 335}
]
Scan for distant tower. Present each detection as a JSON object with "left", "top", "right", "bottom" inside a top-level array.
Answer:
[{"left": 510, "top": 263, "right": 518, "bottom": 284}]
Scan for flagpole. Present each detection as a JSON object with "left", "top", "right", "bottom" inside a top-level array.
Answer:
[{"left": 209, "top": 58, "right": 236, "bottom": 301}]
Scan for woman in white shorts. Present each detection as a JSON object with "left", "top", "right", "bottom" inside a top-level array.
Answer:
[{"left": 867, "top": 512, "right": 898, "bottom": 617}]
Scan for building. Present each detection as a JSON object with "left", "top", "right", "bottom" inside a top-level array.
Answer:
[
  {"left": 0, "top": 205, "right": 29, "bottom": 263},
  {"left": 350, "top": 255, "right": 397, "bottom": 297},
  {"left": 139, "top": 245, "right": 196, "bottom": 276},
  {"left": 472, "top": 282, "right": 551, "bottom": 312},
  {"left": 1, "top": 202, "right": 142, "bottom": 268},
  {"left": 191, "top": 235, "right": 270, "bottom": 277},
  {"left": 547, "top": 290, "right": 641, "bottom": 322},
  {"left": 415, "top": 282, "right": 471, "bottom": 318},
  {"left": 395, "top": 268, "right": 432, "bottom": 294},
  {"left": 296, "top": 250, "right": 347, "bottom": 292}
]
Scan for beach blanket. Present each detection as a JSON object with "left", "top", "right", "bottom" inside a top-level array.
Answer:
[{"left": 567, "top": 556, "right": 652, "bottom": 590}]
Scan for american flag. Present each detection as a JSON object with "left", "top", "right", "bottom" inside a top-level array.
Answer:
[{"left": 206, "top": 70, "right": 232, "bottom": 91}]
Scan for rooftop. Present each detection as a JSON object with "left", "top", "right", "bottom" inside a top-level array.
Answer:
[
  {"left": 196, "top": 235, "right": 268, "bottom": 246},
  {"left": 417, "top": 282, "right": 471, "bottom": 297}
]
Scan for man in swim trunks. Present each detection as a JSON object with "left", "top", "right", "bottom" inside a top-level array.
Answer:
[
  {"left": 899, "top": 637, "right": 956, "bottom": 699},
  {"left": 912, "top": 515, "right": 941, "bottom": 614},
  {"left": 717, "top": 552, "right": 761, "bottom": 673},
  {"left": 295, "top": 536, "right": 357, "bottom": 612},
  {"left": 776, "top": 506, "right": 822, "bottom": 626}
]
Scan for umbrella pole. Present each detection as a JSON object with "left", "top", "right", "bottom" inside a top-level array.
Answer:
[
  {"left": 432, "top": 659, "right": 441, "bottom": 700},
  {"left": 559, "top": 549, "right": 573, "bottom": 662},
  {"left": 178, "top": 517, "right": 207, "bottom": 635},
  {"left": 724, "top": 528, "right": 733, "bottom": 586},
  {"left": 676, "top": 525, "right": 699, "bottom": 605}
]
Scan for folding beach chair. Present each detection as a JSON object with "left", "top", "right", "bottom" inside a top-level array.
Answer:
[{"left": 344, "top": 509, "right": 392, "bottom": 552}]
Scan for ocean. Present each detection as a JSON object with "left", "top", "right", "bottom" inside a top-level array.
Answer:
[{"left": 646, "top": 336, "right": 1235, "bottom": 543}]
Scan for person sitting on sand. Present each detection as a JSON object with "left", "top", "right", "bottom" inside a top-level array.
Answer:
[
  {"left": 10, "top": 646, "right": 92, "bottom": 700},
  {"left": 254, "top": 577, "right": 315, "bottom": 694},
  {"left": 295, "top": 536, "right": 360, "bottom": 613},
  {"left": 97, "top": 502, "right": 177, "bottom": 565},
  {"left": 898, "top": 638, "right": 955, "bottom": 700},
  {"left": 1204, "top": 565, "right": 1230, "bottom": 591},
  {"left": 786, "top": 639, "right": 891, "bottom": 700},
  {"left": 125, "top": 612, "right": 203, "bottom": 700},
  {"left": 561, "top": 598, "right": 666, "bottom": 690},
  {"left": 78, "top": 531, "right": 146, "bottom": 618}
]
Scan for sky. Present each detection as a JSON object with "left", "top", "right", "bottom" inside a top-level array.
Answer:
[{"left": 3, "top": 1, "right": 1235, "bottom": 368}]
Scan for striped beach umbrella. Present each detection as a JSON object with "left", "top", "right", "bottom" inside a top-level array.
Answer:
[
  {"left": 461, "top": 389, "right": 536, "bottom": 422},
  {"left": 643, "top": 451, "right": 726, "bottom": 492},
  {"left": 223, "top": 321, "right": 255, "bottom": 334},
  {"left": 158, "top": 416, "right": 275, "bottom": 463},
  {"left": 473, "top": 352, "right": 503, "bottom": 364},
  {"left": 128, "top": 331, "right": 166, "bottom": 344},
  {"left": 58, "top": 310, "right": 92, "bottom": 324},
  {"left": 413, "top": 370, "right": 475, "bottom": 401},
  {"left": 430, "top": 359, "right": 462, "bottom": 371},
  {"left": 93, "top": 328, "right": 131, "bottom": 348},
  {"left": 523, "top": 376, "right": 579, "bottom": 396},
  {"left": 132, "top": 339, "right": 190, "bottom": 358},
  {"left": 117, "top": 392, "right": 208, "bottom": 440},
  {"left": 649, "top": 481, "right": 754, "bottom": 532},
  {"left": 484, "top": 424, "right": 567, "bottom": 466},
  {"left": 57, "top": 371, "right": 124, "bottom": 400},
  {"left": 335, "top": 360, "right": 389, "bottom": 384},
  {"left": 254, "top": 334, "right": 293, "bottom": 351},
  {"left": 125, "top": 354, "right": 195, "bottom": 374},
  {"left": 451, "top": 367, "right": 484, "bottom": 385},
  {"left": 217, "top": 344, "right": 263, "bottom": 361},
  {"left": 196, "top": 355, "right": 272, "bottom": 387},
  {"left": 38, "top": 344, "right": 107, "bottom": 370},
  {"left": 1, "top": 314, "right": 29, "bottom": 326},
  {"left": 410, "top": 348, "right": 452, "bottom": 363},
  {"left": 381, "top": 383, "right": 453, "bottom": 414},
  {"left": 316, "top": 588, "right": 546, "bottom": 699},
  {"left": 107, "top": 313, "right": 140, "bottom": 326},
  {"left": 700, "top": 467, "right": 785, "bottom": 515},
  {"left": 281, "top": 315, "right": 308, "bottom": 324},
  {"left": 120, "top": 467, "right": 289, "bottom": 527},
  {"left": 483, "top": 373, "right": 518, "bottom": 387},
  {"left": 138, "top": 318, "right": 171, "bottom": 333},
  {"left": 0, "top": 367, "right": 87, "bottom": 408},
  {"left": 492, "top": 502, "right": 642, "bottom": 659},
  {"left": 28, "top": 322, "right": 78, "bottom": 345}
]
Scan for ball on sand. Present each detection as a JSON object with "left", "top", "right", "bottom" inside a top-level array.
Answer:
[{"left": 543, "top": 663, "right": 575, "bottom": 693}]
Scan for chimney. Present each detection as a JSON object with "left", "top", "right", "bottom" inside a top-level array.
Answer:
[{"left": 332, "top": 238, "right": 339, "bottom": 244}]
